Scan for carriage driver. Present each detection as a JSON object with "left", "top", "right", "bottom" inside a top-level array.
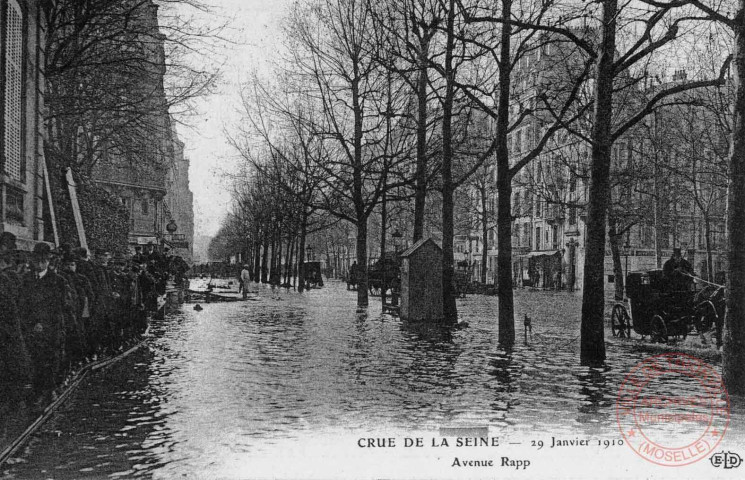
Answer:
[{"left": 663, "top": 248, "right": 693, "bottom": 292}]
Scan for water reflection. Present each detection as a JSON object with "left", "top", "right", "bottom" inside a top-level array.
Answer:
[
  {"left": 2, "top": 281, "right": 741, "bottom": 478},
  {"left": 575, "top": 366, "right": 614, "bottom": 432}
]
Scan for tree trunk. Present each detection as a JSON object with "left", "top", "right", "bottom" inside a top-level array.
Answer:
[
  {"left": 497, "top": 168, "right": 515, "bottom": 348},
  {"left": 261, "top": 233, "right": 269, "bottom": 283},
  {"left": 274, "top": 233, "right": 282, "bottom": 284},
  {"left": 335, "top": 247, "right": 340, "bottom": 279},
  {"left": 253, "top": 238, "right": 261, "bottom": 282},
  {"left": 441, "top": 0, "right": 457, "bottom": 323},
  {"left": 580, "top": 0, "right": 617, "bottom": 366},
  {"left": 285, "top": 235, "right": 295, "bottom": 286},
  {"left": 413, "top": 37, "right": 430, "bottom": 243},
  {"left": 653, "top": 123, "right": 663, "bottom": 268},
  {"left": 381, "top": 192, "right": 388, "bottom": 307},
  {"left": 704, "top": 215, "right": 714, "bottom": 281},
  {"left": 293, "top": 237, "right": 299, "bottom": 288},
  {"left": 481, "top": 183, "right": 488, "bottom": 285},
  {"left": 723, "top": 0, "right": 745, "bottom": 395},
  {"left": 298, "top": 215, "right": 307, "bottom": 292},
  {"left": 496, "top": 0, "right": 515, "bottom": 348},
  {"left": 356, "top": 218, "right": 369, "bottom": 307}
]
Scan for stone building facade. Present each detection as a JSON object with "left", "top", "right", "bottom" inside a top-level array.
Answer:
[
  {"left": 0, "top": 0, "right": 51, "bottom": 249},
  {"left": 460, "top": 31, "right": 728, "bottom": 290},
  {"left": 89, "top": 1, "right": 193, "bottom": 259},
  {"left": 163, "top": 125, "right": 194, "bottom": 262}
]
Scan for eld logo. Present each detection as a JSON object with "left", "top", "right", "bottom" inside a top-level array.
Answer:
[{"left": 710, "top": 451, "right": 742, "bottom": 469}]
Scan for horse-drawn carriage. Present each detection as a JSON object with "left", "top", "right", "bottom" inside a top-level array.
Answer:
[
  {"left": 302, "top": 261, "right": 324, "bottom": 289},
  {"left": 610, "top": 270, "right": 724, "bottom": 344},
  {"left": 367, "top": 254, "right": 401, "bottom": 297},
  {"left": 452, "top": 260, "right": 473, "bottom": 298}
]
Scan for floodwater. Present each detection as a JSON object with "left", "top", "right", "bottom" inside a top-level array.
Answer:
[{"left": 2, "top": 280, "right": 743, "bottom": 479}]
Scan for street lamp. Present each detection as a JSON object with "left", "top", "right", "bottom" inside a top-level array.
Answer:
[
  {"left": 623, "top": 241, "right": 630, "bottom": 298},
  {"left": 391, "top": 228, "right": 403, "bottom": 254}
]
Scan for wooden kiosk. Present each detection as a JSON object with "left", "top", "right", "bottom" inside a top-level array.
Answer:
[{"left": 399, "top": 238, "right": 443, "bottom": 322}]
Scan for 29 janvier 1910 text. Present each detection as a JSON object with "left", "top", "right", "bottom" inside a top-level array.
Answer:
[{"left": 356, "top": 436, "right": 625, "bottom": 469}]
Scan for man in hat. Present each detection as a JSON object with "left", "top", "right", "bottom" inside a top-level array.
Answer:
[
  {"left": 0, "top": 243, "right": 32, "bottom": 386},
  {"left": 109, "top": 252, "right": 133, "bottom": 347},
  {"left": 59, "top": 255, "right": 90, "bottom": 364},
  {"left": 0, "top": 231, "right": 17, "bottom": 254},
  {"left": 18, "top": 243, "right": 70, "bottom": 397},
  {"left": 663, "top": 247, "right": 693, "bottom": 292},
  {"left": 132, "top": 245, "right": 145, "bottom": 265},
  {"left": 92, "top": 249, "right": 119, "bottom": 351}
]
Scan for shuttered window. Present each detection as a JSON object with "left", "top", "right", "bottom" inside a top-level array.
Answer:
[{"left": 4, "top": 0, "right": 23, "bottom": 181}]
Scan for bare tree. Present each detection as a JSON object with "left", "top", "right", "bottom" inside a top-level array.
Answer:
[
  {"left": 368, "top": 0, "right": 444, "bottom": 243},
  {"left": 282, "top": 0, "right": 414, "bottom": 307},
  {"left": 43, "top": 0, "right": 220, "bottom": 178}
]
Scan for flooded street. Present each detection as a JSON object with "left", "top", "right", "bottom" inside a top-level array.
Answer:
[{"left": 3, "top": 281, "right": 744, "bottom": 479}]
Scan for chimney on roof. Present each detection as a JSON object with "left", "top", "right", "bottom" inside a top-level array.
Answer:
[{"left": 672, "top": 69, "right": 687, "bottom": 82}]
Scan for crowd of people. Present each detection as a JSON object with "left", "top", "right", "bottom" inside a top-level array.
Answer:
[{"left": 0, "top": 232, "right": 188, "bottom": 405}]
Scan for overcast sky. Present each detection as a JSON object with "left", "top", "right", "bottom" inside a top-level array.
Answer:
[{"left": 173, "top": 0, "right": 293, "bottom": 238}]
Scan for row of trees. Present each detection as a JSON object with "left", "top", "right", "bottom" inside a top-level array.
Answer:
[{"left": 214, "top": 0, "right": 745, "bottom": 394}]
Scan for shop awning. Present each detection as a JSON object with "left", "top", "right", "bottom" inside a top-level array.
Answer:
[{"left": 521, "top": 250, "right": 561, "bottom": 258}]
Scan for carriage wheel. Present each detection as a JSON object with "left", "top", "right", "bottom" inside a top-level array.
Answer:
[
  {"left": 611, "top": 304, "right": 631, "bottom": 338},
  {"left": 651, "top": 315, "right": 668, "bottom": 344},
  {"left": 369, "top": 284, "right": 381, "bottom": 296}
]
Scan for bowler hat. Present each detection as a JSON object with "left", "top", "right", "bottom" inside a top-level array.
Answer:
[{"left": 0, "top": 232, "right": 17, "bottom": 250}]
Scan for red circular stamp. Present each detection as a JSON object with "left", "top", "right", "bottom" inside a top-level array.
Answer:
[{"left": 616, "top": 353, "right": 730, "bottom": 466}]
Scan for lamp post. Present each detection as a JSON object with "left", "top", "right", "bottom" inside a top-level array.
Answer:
[
  {"left": 566, "top": 237, "right": 580, "bottom": 292},
  {"left": 391, "top": 228, "right": 403, "bottom": 254},
  {"left": 623, "top": 241, "right": 630, "bottom": 299},
  {"left": 624, "top": 242, "right": 630, "bottom": 280}
]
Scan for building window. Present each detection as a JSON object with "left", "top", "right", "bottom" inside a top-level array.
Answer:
[
  {"left": 535, "top": 226, "right": 541, "bottom": 250},
  {"left": 5, "top": 187, "right": 24, "bottom": 224},
  {"left": 141, "top": 199, "right": 149, "bottom": 215},
  {"left": 569, "top": 207, "right": 577, "bottom": 226},
  {"left": 3, "top": 0, "right": 24, "bottom": 181},
  {"left": 552, "top": 226, "right": 558, "bottom": 248}
]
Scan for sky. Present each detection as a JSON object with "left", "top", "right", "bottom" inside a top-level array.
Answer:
[{"left": 171, "top": 0, "right": 293, "bottom": 238}]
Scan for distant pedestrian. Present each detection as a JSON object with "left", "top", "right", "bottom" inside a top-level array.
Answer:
[
  {"left": 348, "top": 261, "right": 358, "bottom": 290},
  {"left": 240, "top": 264, "right": 251, "bottom": 299}
]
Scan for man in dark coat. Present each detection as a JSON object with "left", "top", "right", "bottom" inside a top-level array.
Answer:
[
  {"left": 75, "top": 247, "right": 103, "bottom": 354},
  {"left": 110, "top": 254, "right": 133, "bottom": 347},
  {"left": 132, "top": 246, "right": 145, "bottom": 265},
  {"left": 139, "top": 262, "right": 158, "bottom": 313},
  {"left": 93, "top": 249, "right": 118, "bottom": 352},
  {"left": 59, "top": 255, "right": 90, "bottom": 364},
  {"left": 0, "top": 246, "right": 32, "bottom": 386},
  {"left": 663, "top": 248, "right": 694, "bottom": 292},
  {"left": 18, "top": 243, "right": 69, "bottom": 395}
]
